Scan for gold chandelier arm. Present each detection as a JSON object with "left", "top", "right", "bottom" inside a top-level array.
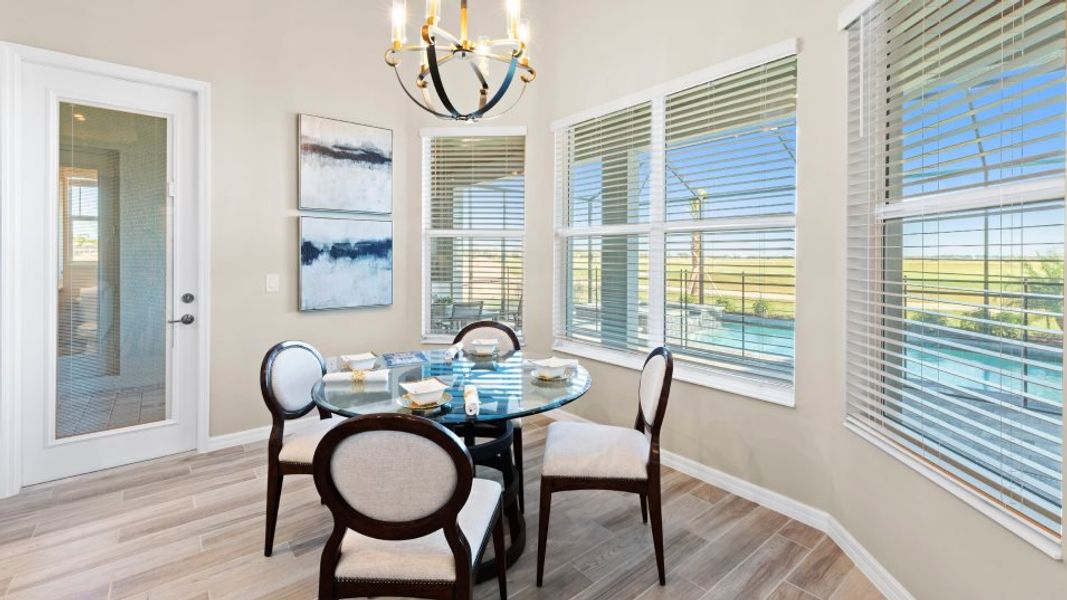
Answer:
[
  {"left": 390, "top": 65, "right": 455, "bottom": 119},
  {"left": 426, "top": 24, "right": 461, "bottom": 48}
]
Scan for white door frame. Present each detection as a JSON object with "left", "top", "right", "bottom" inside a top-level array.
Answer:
[{"left": 0, "top": 42, "right": 212, "bottom": 498}]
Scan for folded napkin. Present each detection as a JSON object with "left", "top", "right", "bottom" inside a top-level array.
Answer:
[
  {"left": 323, "top": 369, "right": 389, "bottom": 384},
  {"left": 463, "top": 384, "right": 480, "bottom": 416},
  {"left": 445, "top": 342, "right": 464, "bottom": 359}
]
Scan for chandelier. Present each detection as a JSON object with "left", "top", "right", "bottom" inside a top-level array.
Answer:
[{"left": 386, "top": 0, "right": 536, "bottom": 121}]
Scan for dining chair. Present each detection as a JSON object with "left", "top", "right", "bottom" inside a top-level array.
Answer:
[
  {"left": 453, "top": 320, "right": 526, "bottom": 512},
  {"left": 260, "top": 340, "right": 339, "bottom": 557},
  {"left": 536, "top": 346, "right": 673, "bottom": 587},
  {"left": 313, "top": 413, "right": 507, "bottom": 600},
  {"left": 450, "top": 300, "right": 485, "bottom": 328}
]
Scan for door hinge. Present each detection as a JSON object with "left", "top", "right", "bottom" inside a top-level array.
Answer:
[{"left": 168, "top": 180, "right": 177, "bottom": 199}]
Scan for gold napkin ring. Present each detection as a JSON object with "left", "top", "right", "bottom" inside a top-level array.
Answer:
[{"left": 351, "top": 370, "right": 368, "bottom": 383}]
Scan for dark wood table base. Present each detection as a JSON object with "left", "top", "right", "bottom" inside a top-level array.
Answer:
[{"left": 452, "top": 421, "right": 526, "bottom": 583}]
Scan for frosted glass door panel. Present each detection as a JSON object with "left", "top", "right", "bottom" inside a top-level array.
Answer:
[{"left": 56, "top": 102, "right": 168, "bottom": 439}]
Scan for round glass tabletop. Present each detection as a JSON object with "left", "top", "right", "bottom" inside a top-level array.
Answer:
[{"left": 312, "top": 349, "right": 591, "bottom": 424}]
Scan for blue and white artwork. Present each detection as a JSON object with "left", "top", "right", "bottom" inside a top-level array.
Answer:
[
  {"left": 298, "top": 114, "right": 392, "bottom": 214},
  {"left": 299, "top": 216, "right": 393, "bottom": 311}
]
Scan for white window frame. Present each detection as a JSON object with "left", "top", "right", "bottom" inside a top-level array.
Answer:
[
  {"left": 840, "top": 6, "right": 1067, "bottom": 558},
  {"left": 551, "top": 40, "right": 799, "bottom": 407},
  {"left": 420, "top": 126, "right": 527, "bottom": 344}
]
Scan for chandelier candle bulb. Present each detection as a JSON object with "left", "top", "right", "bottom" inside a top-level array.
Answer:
[
  {"left": 425, "top": 0, "right": 439, "bottom": 23},
  {"left": 391, "top": 0, "right": 406, "bottom": 47},
  {"left": 506, "top": 0, "right": 521, "bottom": 38}
]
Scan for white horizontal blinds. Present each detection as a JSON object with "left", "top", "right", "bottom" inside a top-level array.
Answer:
[
  {"left": 566, "top": 103, "right": 653, "bottom": 227},
  {"left": 565, "top": 235, "right": 650, "bottom": 350},
  {"left": 665, "top": 56, "right": 798, "bottom": 220},
  {"left": 425, "top": 135, "right": 525, "bottom": 337},
  {"left": 559, "top": 103, "right": 654, "bottom": 351},
  {"left": 884, "top": 0, "right": 1066, "bottom": 199},
  {"left": 662, "top": 56, "right": 798, "bottom": 385},
  {"left": 846, "top": 0, "right": 1066, "bottom": 536},
  {"left": 664, "top": 229, "right": 795, "bottom": 383},
  {"left": 427, "top": 136, "right": 525, "bottom": 230}
]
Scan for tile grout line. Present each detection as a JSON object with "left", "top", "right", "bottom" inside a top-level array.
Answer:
[
  {"left": 778, "top": 536, "right": 836, "bottom": 600},
  {"left": 699, "top": 516, "right": 804, "bottom": 600},
  {"left": 761, "top": 540, "right": 818, "bottom": 599}
]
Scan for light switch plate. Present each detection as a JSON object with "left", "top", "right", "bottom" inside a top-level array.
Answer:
[{"left": 265, "top": 273, "right": 280, "bottom": 293}]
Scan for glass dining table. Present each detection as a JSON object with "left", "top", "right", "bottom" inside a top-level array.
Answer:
[{"left": 311, "top": 348, "right": 591, "bottom": 580}]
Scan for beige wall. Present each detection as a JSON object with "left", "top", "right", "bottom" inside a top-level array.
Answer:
[{"left": 3, "top": 0, "right": 1066, "bottom": 597}]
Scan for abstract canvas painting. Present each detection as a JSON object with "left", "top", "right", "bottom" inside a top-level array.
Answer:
[
  {"left": 299, "top": 216, "right": 393, "bottom": 311},
  {"left": 298, "top": 114, "right": 392, "bottom": 214}
]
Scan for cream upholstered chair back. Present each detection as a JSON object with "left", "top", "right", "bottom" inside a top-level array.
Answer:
[
  {"left": 637, "top": 347, "right": 673, "bottom": 436},
  {"left": 314, "top": 414, "right": 475, "bottom": 539},
  {"left": 453, "top": 321, "right": 521, "bottom": 354},
  {"left": 261, "top": 341, "right": 326, "bottom": 418}
]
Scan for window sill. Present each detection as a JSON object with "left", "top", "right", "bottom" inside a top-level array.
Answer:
[
  {"left": 421, "top": 335, "right": 456, "bottom": 345},
  {"left": 551, "top": 340, "right": 795, "bottom": 407},
  {"left": 845, "top": 418, "right": 1063, "bottom": 560}
]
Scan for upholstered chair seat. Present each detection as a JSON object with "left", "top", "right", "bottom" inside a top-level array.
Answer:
[
  {"left": 278, "top": 417, "right": 342, "bottom": 465},
  {"left": 541, "top": 421, "right": 650, "bottom": 480},
  {"left": 335, "top": 478, "right": 502, "bottom": 582}
]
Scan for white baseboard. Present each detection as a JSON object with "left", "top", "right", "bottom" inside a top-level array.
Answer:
[
  {"left": 548, "top": 410, "right": 913, "bottom": 600},
  {"left": 201, "top": 415, "right": 331, "bottom": 452}
]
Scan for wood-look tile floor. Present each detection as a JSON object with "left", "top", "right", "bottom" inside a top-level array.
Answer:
[{"left": 0, "top": 415, "right": 884, "bottom": 599}]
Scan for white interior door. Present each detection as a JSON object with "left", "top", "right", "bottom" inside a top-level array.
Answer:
[{"left": 18, "top": 60, "right": 200, "bottom": 485}]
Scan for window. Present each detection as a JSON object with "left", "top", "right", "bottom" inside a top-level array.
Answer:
[
  {"left": 554, "top": 44, "right": 798, "bottom": 400},
  {"left": 61, "top": 166, "right": 100, "bottom": 263},
  {"left": 422, "top": 130, "right": 525, "bottom": 339},
  {"left": 844, "top": 0, "right": 1065, "bottom": 545}
]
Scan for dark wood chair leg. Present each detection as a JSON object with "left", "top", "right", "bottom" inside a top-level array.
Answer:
[
  {"left": 264, "top": 464, "right": 283, "bottom": 557},
  {"left": 493, "top": 506, "right": 507, "bottom": 600},
  {"left": 536, "top": 480, "right": 552, "bottom": 587},
  {"left": 513, "top": 426, "right": 525, "bottom": 513},
  {"left": 648, "top": 484, "right": 665, "bottom": 585},
  {"left": 640, "top": 493, "right": 648, "bottom": 524}
]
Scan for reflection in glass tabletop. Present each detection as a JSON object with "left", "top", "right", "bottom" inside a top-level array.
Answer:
[{"left": 312, "top": 350, "right": 591, "bottom": 424}]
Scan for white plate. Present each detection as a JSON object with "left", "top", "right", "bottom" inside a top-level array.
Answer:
[
  {"left": 396, "top": 392, "right": 451, "bottom": 411},
  {"left": 531, "top": 357, "right": 578, "bottom": 379},
  {"left": 341, "top": 352, "right": 377, "bottom": 371}
]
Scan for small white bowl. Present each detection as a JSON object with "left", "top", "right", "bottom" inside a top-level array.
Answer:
[
  {"left": 468, "top": 338, "right": 499, "bottom": 356},
  {"left": 341, "top": 352, "right": 377, "bottom": 371},
  {"left": 399, "top": 377, "right": 449, "bottom": 407},
  {"left": 531, "top": 357, "right": 577, "bottom": 380}
]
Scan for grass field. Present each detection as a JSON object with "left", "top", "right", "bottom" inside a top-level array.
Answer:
[{"left": 431, "top": 248, "right": 1064, "bottom": 343}]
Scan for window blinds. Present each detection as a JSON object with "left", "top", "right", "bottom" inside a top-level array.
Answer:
[
  {"left": 558, "top": 103, "right": 653, "bottom": 351},
  {"left": 846, "top": 0, "right": 1066, "bottom": 536},
  {"left": 665, "top": 56, "right": 798, "bottom": 221},
  {"left": 424, "top": 135, "right": 525, "bottom": 337},
  {"left": 663, "top": 56, "right": 798, "bottom": 384}
]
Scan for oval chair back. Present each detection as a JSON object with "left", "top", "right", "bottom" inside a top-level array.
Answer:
[
  {"left": 260, "top": 340, "right": 327, "bottom": 421},
  {"left": 453, "top": 320, "right": 521, "bottom": 354},
  {"left": 635, "top": 346, "right": 673, "bottom": 444},
  {"left": 313, "top": 414, "right": 483, "bottom": 597}
]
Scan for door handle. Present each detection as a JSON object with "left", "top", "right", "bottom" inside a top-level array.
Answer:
[{"left": 168, "top": 314, "right": 195, "bottom": 325}]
